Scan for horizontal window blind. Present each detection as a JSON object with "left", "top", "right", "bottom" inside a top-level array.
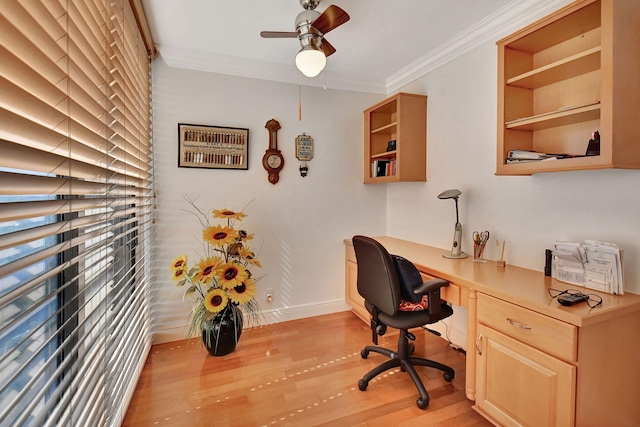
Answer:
[{"left": 0, "top": 0, "right": 154, "bottom": 426}]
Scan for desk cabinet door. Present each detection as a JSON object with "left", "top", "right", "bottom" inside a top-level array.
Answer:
[{"left": 475, "top": 324, "right": 576, "bottom": 427}]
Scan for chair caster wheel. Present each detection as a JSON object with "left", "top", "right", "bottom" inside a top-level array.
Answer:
[
  {"left": 358, "top": 379, "right": 368, "bottom": 391},
  {"left": 443, "top": 371, "right": 455, "bottom": 382},
  {"left": 360, "top": 349, "right": 369, "bottom": 359},
  {"left": 416, "top": 397, "right": 429, "bottom": 410}
]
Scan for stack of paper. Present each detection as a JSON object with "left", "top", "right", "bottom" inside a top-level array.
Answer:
[
  {"left": 552, "top": 240, "right": 624, "bottom": 294},
  {"left": 506, "top": 150, "right": 572, "bottom": 163}
]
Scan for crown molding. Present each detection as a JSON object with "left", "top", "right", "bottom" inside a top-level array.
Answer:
[
  {"left": 385, "top": 0, "right": 574, "bottom": 94},
  {"left": 155, "top": 0, "right": 574, "bottom": 95},
  {"left": 157, "top": 45, "right": 387, "bottom": 94}
]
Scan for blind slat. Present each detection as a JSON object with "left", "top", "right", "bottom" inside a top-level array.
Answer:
[
  {"left": 0, "top": 139, "right": 150, "bottom": 185},
  {"left": 0, "top": 196, "right": 146, "bottom": 222},
  {"left": 0, "top": 205, "right": 139, "bottom": 252},
  {"left": 0, "top": 171, "right": 144, "bottom": 196}
]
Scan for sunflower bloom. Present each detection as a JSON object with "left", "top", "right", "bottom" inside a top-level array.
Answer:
[
  {"left": 203, "top": 288, "right": 228, "bottom": 314},
  {"left": 218, "top": 262, "right": 248, "bottom": 289},
  {"left": 171, "top": 268, "right": 187, "bottom": 283},
  {"left": 228, "top": 278, "right": 257, "bottom": 305},
  {"left": 239, "top": 247, "right": 262, "bottom": 268},
  {"left": 203, "top": 225, "right": 238, "bottom": 248},
  {"left": 193, "top": 257, "right": 223, "bottom": 285},
  {"left": 169, "top": 254, "right": 187, "bottom": 271},
  {"left": 213, "top": 208, "right": 246, "bottom": 221}
]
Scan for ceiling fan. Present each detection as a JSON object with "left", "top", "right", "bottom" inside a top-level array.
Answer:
[{"left": 260, "top": 0, "right": 350, "bottom": 77}]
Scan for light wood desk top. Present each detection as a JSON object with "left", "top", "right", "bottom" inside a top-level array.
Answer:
[{"left": 346, "top": 236, "right": 640, "bottom": 327}]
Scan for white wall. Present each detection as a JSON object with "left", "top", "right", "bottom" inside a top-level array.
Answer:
[
  {"left": 387, "top": 41, "right": 640, "bottom": 345},
  {"left": 151, "top": 58, "right": 384, "bottom": 343}
]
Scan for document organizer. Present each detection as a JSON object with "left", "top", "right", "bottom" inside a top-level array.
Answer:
[{"left": 552, "top": 240, "right": 624, "bottom": 295}]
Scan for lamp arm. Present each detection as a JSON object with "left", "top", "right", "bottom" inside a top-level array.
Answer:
[{"left": 454, "top": 197, "right": 460, "bottom": 224}]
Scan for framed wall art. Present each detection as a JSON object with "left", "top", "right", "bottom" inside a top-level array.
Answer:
[{"left": 178, "top": 123, "right": 249, "bottom": 170}]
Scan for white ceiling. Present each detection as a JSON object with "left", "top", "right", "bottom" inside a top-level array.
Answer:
[{"left": 140, "top": 0, "right": 573, "bottom": 94}]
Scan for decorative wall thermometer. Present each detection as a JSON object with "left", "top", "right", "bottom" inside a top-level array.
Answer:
[
  {"left": 262, "top": 119, "right": 284, "bottom": 184},
  {"left": 295, "top": 133, "right": 314, "bottom": 177}
]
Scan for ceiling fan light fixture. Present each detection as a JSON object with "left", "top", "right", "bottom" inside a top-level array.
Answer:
[{"left": 295, "top": 45, "right": 326, "bottom": 77}]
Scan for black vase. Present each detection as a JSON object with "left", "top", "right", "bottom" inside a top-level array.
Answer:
[{"left": 202, "top": 304, "right": 243, "bottom": 356}]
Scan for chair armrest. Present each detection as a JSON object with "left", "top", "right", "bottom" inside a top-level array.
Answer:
[
  {"left": 412, "top": 278, "right": 449, "bottom": 295},
  {"left": 413, "top": 279, "right": 449, "bottom": 317}
]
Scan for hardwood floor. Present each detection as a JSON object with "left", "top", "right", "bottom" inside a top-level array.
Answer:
[{"left": 123, "top": 311, "right": 492, "bottom": 426}]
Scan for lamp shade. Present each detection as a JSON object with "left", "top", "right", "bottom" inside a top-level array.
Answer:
[{"left": 295, "top": 46, "right": 326, "bottom": 77}]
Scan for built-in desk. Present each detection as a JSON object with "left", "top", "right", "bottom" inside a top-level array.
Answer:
[{"left": 345, "top": 237, "right": 640, "bottom": 427}]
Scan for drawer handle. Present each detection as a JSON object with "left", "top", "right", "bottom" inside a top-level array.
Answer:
[
  {"left": 476, "top": 334, "right": 483, "bottom": 356},
  {"left": 507, "top": 317, "right": 531, "bottom": 330}
]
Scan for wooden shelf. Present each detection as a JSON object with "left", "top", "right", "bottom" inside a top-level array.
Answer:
[
  {"left": 364, "top": 92, "right": 426, "bottom": 183},
  {"left": 505, "top": 102, "right": 600, "bottom": 131},
  {"left": 507, "top": 47, "right": 601, "bottom": 89},
  {"left": 496, "top": 0, "right": 640, "bottom": 175},
  {"left": 371, "top": 122, "right": 397, "bottom": 135},
  {"left": 371, "top": 150, "right": 397, "bottom": 160}
]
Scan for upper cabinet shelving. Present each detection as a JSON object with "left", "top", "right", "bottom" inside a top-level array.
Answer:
[
  {"left": 496, "top": 0, "right": 640, "bottom": 175},
  {"left": 364, "top": 92, "right": 427, "bottom": 183}
]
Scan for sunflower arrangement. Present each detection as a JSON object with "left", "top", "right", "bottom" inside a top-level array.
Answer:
[{"left": 169, "top": 198, "right": 262, "bottom": 341}]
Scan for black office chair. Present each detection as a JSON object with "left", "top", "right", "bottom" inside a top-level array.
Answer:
[{"left": 352, "top": 235, "right": 455, "bottom": 410}]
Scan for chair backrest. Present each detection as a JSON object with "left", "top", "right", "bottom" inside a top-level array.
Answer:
[{"left": 352, "top": 235, "right": 402, "bottom": 316}]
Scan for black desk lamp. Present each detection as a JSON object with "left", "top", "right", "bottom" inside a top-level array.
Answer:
[{"left": 438, "top": 189, "right": 468, "bottom": 259}]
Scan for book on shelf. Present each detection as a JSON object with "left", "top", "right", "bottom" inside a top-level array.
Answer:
[{"left": 371, "top": 159, "right": 396, "bottom": 177}]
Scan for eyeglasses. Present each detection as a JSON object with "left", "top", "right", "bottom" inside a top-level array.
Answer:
[{"left": 548, "top": 288, "right": 603, "bottom": 309}]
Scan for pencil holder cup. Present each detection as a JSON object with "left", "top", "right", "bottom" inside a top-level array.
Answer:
[{"left": 473, "top": 241, "right": 487, "bottom": 262}]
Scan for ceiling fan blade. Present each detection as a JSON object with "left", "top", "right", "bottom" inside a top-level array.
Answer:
[
  {"left": 312, "top": 5, "right": 350, "bottom": 34},
  {"left": 260, "top": 31, "right": 298, "bottom": 38},
  {"left": 320, "top": 38, "right": 336, "bottom": 57}
]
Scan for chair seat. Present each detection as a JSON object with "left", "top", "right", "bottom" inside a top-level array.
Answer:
[{"left": 365, "top": 301, "right": 453, "bottom": 330}]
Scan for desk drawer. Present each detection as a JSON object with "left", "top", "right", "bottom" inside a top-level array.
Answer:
[
  {"left": 420, "top": 273, "right": 461, "bottom": 305},
  {"left": 477, "top": 293, "right": 577, "bottom": 362}
]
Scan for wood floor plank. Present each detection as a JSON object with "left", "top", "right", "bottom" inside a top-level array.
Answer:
[{"left": 122, "top": 311, "right": 492, "bottom": 426}]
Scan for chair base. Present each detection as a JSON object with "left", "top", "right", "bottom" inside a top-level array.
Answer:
[{"left": 358, "top": 330, "right": 455, "bottom": 410}]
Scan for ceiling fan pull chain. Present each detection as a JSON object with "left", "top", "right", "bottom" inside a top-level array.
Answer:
[{"left": 298, "top": 84, "right": 302, "bottom": 121}]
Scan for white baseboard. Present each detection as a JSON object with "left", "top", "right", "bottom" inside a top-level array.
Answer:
[
  {"left": 258, "top": 299, "right": 351, "bottom": 325},
  {"left": 153, "top": 299, "right": 351, "bottom": 344}
]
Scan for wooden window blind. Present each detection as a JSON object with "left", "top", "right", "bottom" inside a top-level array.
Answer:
[{"left": 0, "top": 0, "right": 154, "bottom": 425}]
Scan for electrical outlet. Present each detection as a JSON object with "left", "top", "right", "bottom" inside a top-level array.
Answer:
[{"left": 266, "top": 288, "right": 274, "bottom": 303}]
